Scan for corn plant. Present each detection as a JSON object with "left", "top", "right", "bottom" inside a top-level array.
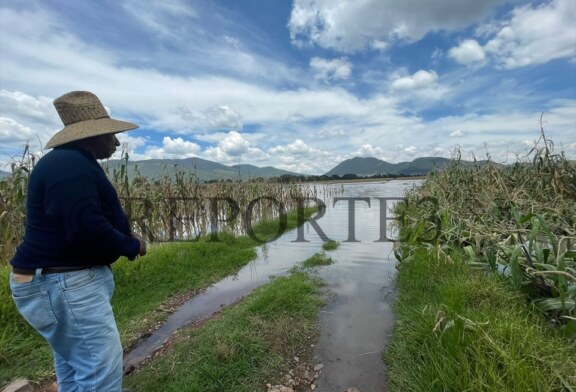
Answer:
[
  {"left": 105, "top": 149, "right": 328, "bottom": 242},
  {"left": 396, "top": 126, "right": 576, "bottom": 324},
  {"left": 0, "top": 144, "right": 37, "bottom": 263}
]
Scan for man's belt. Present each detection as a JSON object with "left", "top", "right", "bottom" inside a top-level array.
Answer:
[{"left": 12, "top": 266, "right": 95, "bottom": 275}]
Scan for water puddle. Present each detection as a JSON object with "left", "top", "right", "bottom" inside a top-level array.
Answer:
[
  {"left": 123, "top": 234, "right": 321, "bottom": 370},
  {"left": 123, "top": 180, "right": 422, "bottom": 390}
]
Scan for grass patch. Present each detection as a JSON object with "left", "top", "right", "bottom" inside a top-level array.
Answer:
[
  {"left": 321, "top": 240, "right": 340, "bottom": 251},
  {"left": 385, "top": 247, "right": 576, "bottom": 391},
  {"left": 0, "top": 207, "right": 316, "bottom": 387},
  {"left": 301, "top": 252, "right": 335, "bottom": 268},
  {"left": 124, "top": 271, "right": 324, "bottom": 392}
]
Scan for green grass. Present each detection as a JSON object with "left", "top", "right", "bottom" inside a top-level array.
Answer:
[
  {"left": 124, "top": 271, "right": 324, "bottom": 392},
  {"left": 301, "top": 252, "right": 335, "bottom": 268},
  {"left": 385, "top": 247, "right": 576, "bottom": 391},
  {"left": 321, "top": 240, "right": 340, "bottom": 251},
  {"left": 0, "top": 207, "right": 317, "bottom": 387}
]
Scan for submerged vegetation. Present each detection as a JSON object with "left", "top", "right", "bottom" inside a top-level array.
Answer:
[
  {"left": 388, "top": 128, "right": 576, "bottom": 390},
  {"left": 321, "top": 240, "right": 340, "bottom": 251},
  {"left": 108, "top": 152, "right": 326, "bottom": 242},
  {"left": 301, "top": 252, "right": 335, "bottom": 268}
]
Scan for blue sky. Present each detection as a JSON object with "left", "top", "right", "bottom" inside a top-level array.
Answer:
[{"left": 0, "top": 0, "right": 575, "bottom": 174}]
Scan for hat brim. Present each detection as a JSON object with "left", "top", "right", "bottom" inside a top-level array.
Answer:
[{"left": 45, "top": 117, "right": 139, "bottom": 149}]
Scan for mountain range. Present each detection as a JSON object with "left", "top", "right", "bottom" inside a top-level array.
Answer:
[
  {"left": 101, "top": 157, "right": 302, "bottom": 182},
  {"left": 101, "top": 156, "right": 467, "bottom": 181},
  {"left": 1, "top": 156, "right": 476, "bottom": 182},
  {"left": 324, "top": 156, "right": 461, "bottom": 177}
]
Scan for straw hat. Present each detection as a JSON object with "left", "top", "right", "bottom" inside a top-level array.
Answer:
[{"left": 45, "top": 91, "right": 138, "bottom": 148}]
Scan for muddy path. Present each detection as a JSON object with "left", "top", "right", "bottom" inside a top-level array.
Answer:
[{"left": 123, "top": 180, "right": 420, "bottom": 390}]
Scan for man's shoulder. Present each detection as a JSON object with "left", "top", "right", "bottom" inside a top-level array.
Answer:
[
  {"left": 37, "top": 148, "right": 92, "bottom": 167},
  {"left": 33, "top": 148, "right": 97, "bottom": 181}
]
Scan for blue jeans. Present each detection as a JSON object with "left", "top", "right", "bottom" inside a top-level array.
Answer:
[{"left": 10, "top": 265, "right": 124, "bottom": 392}]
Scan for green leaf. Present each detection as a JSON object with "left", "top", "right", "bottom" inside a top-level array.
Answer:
[
  {"left": 533, "top": 298, "right": 576, "bottom": 312},
  {"left": 509, "top": 247, "right": 523, "bottom": 291},
  {"left": 533, "top": 263, "right": 558, "bottom": 272},
  {"left": 518, "top": 212, "right": 536, "bottom": 225}
]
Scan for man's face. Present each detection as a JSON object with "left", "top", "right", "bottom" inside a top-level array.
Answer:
[{"left": 90, "top": 134, "right": 120, "bottom": 159}]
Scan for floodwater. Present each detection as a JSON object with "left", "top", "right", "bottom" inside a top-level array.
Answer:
[
  {"left": 123, "top": 180, "right": 422, "bottom": 390},
  {"left": 309, "top": 180, "right": 419, "bottom": 392}
]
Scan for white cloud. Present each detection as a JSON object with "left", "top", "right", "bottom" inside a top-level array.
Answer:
[
  {"left": 355, "top": 144, "right": 385, "bottom": 157},
  {"left": 162, "top": 136, "right": 201, "bottom": 155},
  {"left": 136, "top": 136, "right": 201, "bottom": 160},
  {"left": 288, "top": 0, "right": 506, "bottom": 52},
  {"left": 268, "top": 139, "right": 338, "bottom": 174},
  {"left": 389, "top": 70, "right": 450, "bottom": 104},
  {"left": 0, "top": 90, "right": 55, "bottom": 122},
  {"left": 217, "top": 131, "right": 250, "bottom": 156},
  {"left": 448, "top": 39, "right": 486, "bottom": 64},
  {"left": 0, "top": 117, "right": 36, "bottom": 143},
  {"left": 176, "top": 105, "right": 244, "bottom": 132},
  {"left": 403, "top": 146, "right": 417, "bottom": 154},
  {"left": 449, "top": 129, "right": 464, "bottom": 137},
  {"left": 270, "top": 139, "right": 322, "bottom": 156},
  {"left": 424, "top": 103, "right": 576, "bottom": 162},
  {"left": 391, "top": 70, "right": 439, "bottom": 90},
  {"left": 522, "top": 139, "right": 537, "bottom": 147},
  {"left": 310, "top": 57, "right": 352, "bottom": 81},
  {"left": 317, "top": 127, "right": 346, "bottom": 137},
  {"left": 116, "top": 134, "right": 148, "bottom": 150},
  {"left": 122, "top": 0, "right": 198, "bottom": 40},
  {"left": 433, "top": 147, "right": 447, "bottom": 154},
  {"left": 370, "top": 40, "right": 388, "bottom": 51},
  {"left": 484, "top": 0, "right": 576, "bottom": 68},
  {"left": 203, "top": 131, "right": 267, "bottom": 164},
  {"left": 0, "top": 90, "right": 60, "bottom": 155}
]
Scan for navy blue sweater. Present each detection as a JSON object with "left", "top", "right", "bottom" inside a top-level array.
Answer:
[{"left": 10, "top": 146, "right": 140, "bottom": 269}]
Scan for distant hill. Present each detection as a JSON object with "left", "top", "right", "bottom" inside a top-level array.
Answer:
[
  {"left": 0, "top": 156, "right": 497, "bottom": 183},
  {"left": 102, "top": 157, "right": 301, "bottom": 182},
  {"left": 230, "top": 164, "right": 300, "bottom": 179},
  {"left": 324, "top": 156, "right": 482, "bottom": 177}
]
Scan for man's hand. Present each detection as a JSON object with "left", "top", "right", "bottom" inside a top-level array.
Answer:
[{"left": 132, "top": 233, "right": 147, "bottom": 257}]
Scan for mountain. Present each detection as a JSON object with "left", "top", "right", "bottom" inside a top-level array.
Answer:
[
  {"left": 324, "top": 156, "right": 458, "bottom": 177},
  {"left": 230, "top": 164, "right": 301, "bottom": 178},
  {"left": 0, "top": 170, "right": 10, "bottom": 179},
  {"left": 102, "top": 157, "right": 300, "bottom": 182}
]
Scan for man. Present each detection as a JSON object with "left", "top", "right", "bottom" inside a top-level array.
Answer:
[{"left": 9, "top": 91, "right": 146, "bottom": 392}]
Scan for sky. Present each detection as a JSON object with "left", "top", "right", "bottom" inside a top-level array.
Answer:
[{"left": 0, "top": 0, "right": 575, "bottom": 175}]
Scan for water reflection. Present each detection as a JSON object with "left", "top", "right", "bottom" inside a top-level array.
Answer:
[{"left": 123, "top": 179, "right": 423, "bottom": 383}]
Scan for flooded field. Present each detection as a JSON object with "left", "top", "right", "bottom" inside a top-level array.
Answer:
[{"left": 124, "top": 179, "right": 422, "bottom": 390}]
